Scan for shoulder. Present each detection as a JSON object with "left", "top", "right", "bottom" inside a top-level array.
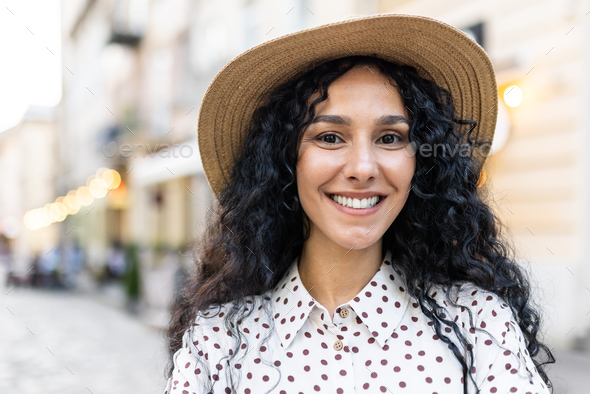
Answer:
[
  {"left": 166, "top": 293, "right": 276, "bottom": 392},
  {"left": 427, "top": 282, "right": 513, "bottom": 333},
  {"left": 430, "top": 281, "right": 508, "bottom": 311},
  {"left": 424, "top": 283, "right": 548, "bottom": 389},
  {"left": 189, "top": 292, "right": 275, "bottom": 348},
  {"left": 429, "top": 282, "right": 533, "bottom": 360}
]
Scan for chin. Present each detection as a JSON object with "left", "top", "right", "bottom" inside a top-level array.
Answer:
[{"left": 331, "top": 234, "right": 381, "bottom": 251}]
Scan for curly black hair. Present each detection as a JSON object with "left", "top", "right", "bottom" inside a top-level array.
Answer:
[{"left": 165, "top": 55, "right": 555, "bottom": 393}]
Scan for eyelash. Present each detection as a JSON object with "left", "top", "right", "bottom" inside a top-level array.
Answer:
[{"left": 315, "top": 132, "right": 406, "bottom": 146}]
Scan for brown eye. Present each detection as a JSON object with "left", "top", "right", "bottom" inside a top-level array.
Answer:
[
  {"left": 380, "top": 134, "right": 404, "bottom": 144},
  {"left": 317, "top": 133, "right": 342, "bottom": 144}
]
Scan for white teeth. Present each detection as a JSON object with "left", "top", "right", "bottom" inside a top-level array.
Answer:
[{"left": 330, "top": 194, "right": 381, "bottom": 209}]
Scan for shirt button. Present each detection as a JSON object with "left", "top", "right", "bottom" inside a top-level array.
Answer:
[
  {"left": 339, "top": 308, "right": 349, "bottom": 318},
  {"left": 333, "top": 340, "right": 343, "bottom": 351}
]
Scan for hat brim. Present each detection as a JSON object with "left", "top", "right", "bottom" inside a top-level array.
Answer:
[{"left": 197, "top": 13, "right": 498, "bottom": 197}]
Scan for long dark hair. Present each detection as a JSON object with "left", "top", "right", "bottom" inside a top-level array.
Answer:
[{"left": 166, "top": 56, "right": 555, "bottom": 393}]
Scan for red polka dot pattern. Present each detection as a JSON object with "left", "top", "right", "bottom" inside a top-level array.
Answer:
[{"left": 163, "top": 250, "right": 550, "bottom": 393}]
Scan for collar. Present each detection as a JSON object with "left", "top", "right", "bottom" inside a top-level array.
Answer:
[{"left": 271, "top": 250, "right": 412, "bottom": 349}]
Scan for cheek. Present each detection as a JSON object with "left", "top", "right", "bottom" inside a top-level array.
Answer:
[
  {"left": 383, "top": 155, "right": 415, "bottom": 189},
  {"left": 296, "top": 149, "right": 339, "bottom": 193}
]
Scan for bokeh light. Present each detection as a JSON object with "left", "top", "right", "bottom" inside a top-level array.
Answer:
[
  {"left": 64, "top": 193, "right": 81, "bottom": 214},
  {"left": 109, "top": 179, "right": 127, "bottom": 202},
  {"left": 76, "top": 186, "right": 94, "bottom": 206},
  {"left": 503, "top": 85, "right": 523, "bottom": 107},
  {"left": 102, "top": 169, "right": 121, "bottom": 189},
  {"left": 23, "top": 168, "right": 122, "bottom": 230},
  {"left": 89, "top": 178, "right": 108, "bottom": 198}
]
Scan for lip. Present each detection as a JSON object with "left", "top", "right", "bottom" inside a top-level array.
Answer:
[
  {"left": 328, "top": 191, "right": 385, "bottom": 199},
  {"left": 325, "top": 192, "right": 386, "bottom": 216}
]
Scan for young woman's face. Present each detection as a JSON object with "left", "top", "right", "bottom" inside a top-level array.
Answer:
[{"left": 296, "top": 65, "right": 416, "bottom": 251}]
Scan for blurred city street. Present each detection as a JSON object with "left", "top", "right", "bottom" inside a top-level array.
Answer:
[
  {"left": 1, "top": 273, "right": 589, "bottom": 393},
  {"left": 1, "top": 0, "right": 590, "bottom": 392},
  {"left": 0, "top": 269, "right": 168, "bottom": 394},
  {"left": 548, "top": 351, "right": 590, "bottom": 394}
]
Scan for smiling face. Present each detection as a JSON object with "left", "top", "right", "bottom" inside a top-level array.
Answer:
[{"left": 296, "top": 64, "right": 416, "bottom": 252}]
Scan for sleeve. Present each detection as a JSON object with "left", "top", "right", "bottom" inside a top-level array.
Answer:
[
  {"left": 471, "top": 292, "right": 551, "bottom": 394},
  {"left": 163, "top": 318, "right": 212, "bottom": 394}
]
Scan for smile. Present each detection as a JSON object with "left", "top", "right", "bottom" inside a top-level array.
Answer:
[{"left": 329, "top": 194, "right": 383, "bottom": 209}]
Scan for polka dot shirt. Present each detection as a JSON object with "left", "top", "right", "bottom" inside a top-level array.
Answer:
[{"left": 164, "top": 250, "right": 550, "bottom": 394}]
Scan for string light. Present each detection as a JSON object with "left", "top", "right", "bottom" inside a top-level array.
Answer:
[{"left": 23, "top": 168, "right": 123, "bottom": 230}]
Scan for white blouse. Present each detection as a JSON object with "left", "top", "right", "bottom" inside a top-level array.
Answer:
[{"left": 164, "top": 250, "right": 550, "bottom": 394}]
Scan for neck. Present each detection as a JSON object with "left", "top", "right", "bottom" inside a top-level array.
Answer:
[{"left": 298, "top": 230, "right": 383, "bottom": 321}]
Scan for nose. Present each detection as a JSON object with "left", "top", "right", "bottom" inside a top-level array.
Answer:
[{"left": 342, "top": 138, "right": 378, "bottom": 184}]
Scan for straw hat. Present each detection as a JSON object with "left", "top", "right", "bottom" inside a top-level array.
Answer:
[{"left": 197, "top": 13, "right": 498, "bottom": 197}]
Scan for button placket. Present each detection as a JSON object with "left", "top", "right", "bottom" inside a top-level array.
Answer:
[
  {"left": 310, "top": 304, "right": 354, "bottom": 393},
  {"left": 332, "top": 321, "right": 355, "bottom": 394}
]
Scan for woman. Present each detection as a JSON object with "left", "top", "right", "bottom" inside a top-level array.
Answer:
[{"left": 164, "top": 14, "right": 555, "bottom": 394}]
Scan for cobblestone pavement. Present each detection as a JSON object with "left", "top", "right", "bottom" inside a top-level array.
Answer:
[
  {"left": 2, "top": 280, "right": 589, "bottom": 393},
  {"left": 546, "top": 350, "right": 590, "bottom": 393},
  {"left": 1, "top": 285, "right": 169, "bottom": 394}
]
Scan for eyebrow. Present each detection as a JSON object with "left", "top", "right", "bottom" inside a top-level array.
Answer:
[
  {"left": 310, "top": 114, "right": 410, "bottom": 126},
  {"left": 310, "top": 115, "right": 351, "bottom": 126},
  {"left": 375, "top": 115, "right": 410, "bottom": 126}
]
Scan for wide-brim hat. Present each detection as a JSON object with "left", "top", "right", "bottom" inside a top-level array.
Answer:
[{"left": 197, "top": 13, "right": 498, "bottom": 198}]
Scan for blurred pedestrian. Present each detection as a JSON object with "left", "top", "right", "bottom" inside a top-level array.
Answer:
[
  {"left": 30, "top": 253, "right": 43, "bottom": 287},
  {"left": 106, "top": 240, "right": 126, "bottom": 279},
  {"left": 38, "top": 245, "right": 62, "bottom": 288},
  {"left": 61, "top": 239, "right": 85, "bottom": 289}
]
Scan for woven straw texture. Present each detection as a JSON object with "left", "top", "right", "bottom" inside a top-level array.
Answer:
[{"left": 197, "top": 14, "right": 498, "bottom": 197}]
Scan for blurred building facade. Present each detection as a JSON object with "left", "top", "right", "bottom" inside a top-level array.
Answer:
[
  {"left": 54, "top": 0, "right": 366, "bottom": 327},
  {"left": 1, "top": 0, "right": 587, "bottom": 351},
  {"left": 378, "top": 0, "right": 590, "bottom": 349},
  {"left": 0, "top": 106, "right": 60, "bottom": 271}
]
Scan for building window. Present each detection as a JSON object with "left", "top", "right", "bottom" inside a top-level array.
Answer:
[{"left": 461, "top": 22, "right": 485, "bottom": 49}]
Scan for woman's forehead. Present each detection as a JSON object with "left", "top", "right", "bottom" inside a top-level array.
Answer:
[{"left": 309, "top": 66, "right": 409, "bottom": 122}]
